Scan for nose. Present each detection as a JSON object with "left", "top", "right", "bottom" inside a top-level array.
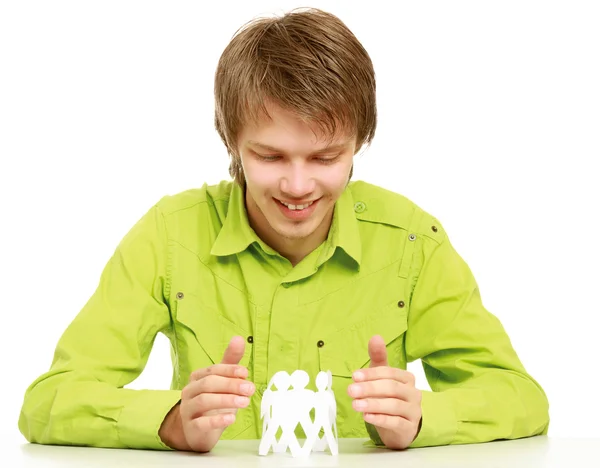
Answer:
[{"left": 280, "top": 162, "right": 316, "bottom": 198}]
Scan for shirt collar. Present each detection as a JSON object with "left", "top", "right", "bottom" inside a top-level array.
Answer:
[
  {"left": 211, "top": 182, "right": 362, "bottom": 268},
  {"left": 324, "top": 185, "right": 362, "bottom": 268},
  {"left": 210, "top": 182, "right": 258, "bottom": 257}
]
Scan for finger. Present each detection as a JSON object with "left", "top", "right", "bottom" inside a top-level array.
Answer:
[
  {"left": 352, "top": 367, "right": 416, "bottom": 386},
  {"left": 347, "top": 380, "right": 417, "bottom": 401},
  {"left": 182, "top": 375, "right": 256, "bottom": 401},
  {"left": 189, "top": 364, "right": 248, "bottom": 382},
  {"left": 363, "top": 412, "right": 414, "bottom": 432},
  {"left": 221, "top": 335, "right": 246, "bottom": 365},
  {"left": 187, "top": 392, "right": 251, "bottom": 419},
  {"left": 191, "top": 412, "right": 237, "bottom": 432},
  {"left": 352, "top": 398, "right": 420, "bottom": 421},
  {"left": 368, "top": 335, "right": 388, "bottom": 368}
]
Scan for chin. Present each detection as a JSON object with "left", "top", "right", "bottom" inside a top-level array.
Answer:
[{"left": 273, "top": 218, "right": 320, "bottom": 240}]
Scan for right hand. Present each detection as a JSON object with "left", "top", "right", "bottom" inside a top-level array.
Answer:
[{"left": 159, "top": 335, "right": 255, "bottom": 452}]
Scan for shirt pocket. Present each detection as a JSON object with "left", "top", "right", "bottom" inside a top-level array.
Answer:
[
  {"left": 318, "top": 298, "right": 409, "bottom": 377},
  {"left": 316, "top": 298, "right": 409, "bottom": 437},
  {"left": 173, "top": 291, "right": 252, "bottom": 372},
  {"left": 172, "top": 292, "right": 254, "bottom": 439}
]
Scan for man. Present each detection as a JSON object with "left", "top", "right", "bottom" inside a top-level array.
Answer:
[{"left": 18, "top": 8, "right": 549, "bottom": 453}]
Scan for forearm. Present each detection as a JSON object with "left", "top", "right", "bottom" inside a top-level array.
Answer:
[
  {"left": 19, "top": 370, "right": 182, "bottom": 450},
  {"left": 409, "top": 369, "right": 549, "bottom": 448},
  {"left": 398, "top": 229, "right": 550, "bottom": 448}
]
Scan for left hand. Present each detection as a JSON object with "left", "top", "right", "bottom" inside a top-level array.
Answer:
[{"left": 347, "top": 335, "right": 422, "bottom": 450}]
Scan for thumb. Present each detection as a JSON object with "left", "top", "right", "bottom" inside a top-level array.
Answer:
[
  {"left": 221, "top": 335, "right": 246, "bottom": 365},
  {"left": 368, "top": 335, "right": 389, "bottom": 368}
]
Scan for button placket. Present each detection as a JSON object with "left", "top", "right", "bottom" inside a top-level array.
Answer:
[
  {"left": 267, "top": 282, "right": 299, "bottom": 388},
  {"left": 252, "top": 305, "right": 269, "bottom": 391}
]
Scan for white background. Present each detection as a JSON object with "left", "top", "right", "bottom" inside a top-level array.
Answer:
[{"left": 1, "top": 0, "right": 599, "bottom": 449}]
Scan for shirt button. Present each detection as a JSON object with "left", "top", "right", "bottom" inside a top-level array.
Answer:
[
  {"left": 408, "top": 233, "right": 417, "bottom": 241},
  {"left": 176, "top": 292, "right": 184, "bottom": 299},
  {"left": 431, "top": 225, "right": 438, "bottom": 232},
  {"left": 317, "top": 340, "right": 325, "bottom": 348},
  {"left": 247, "top": 336, "right": 254, "bottom": 344},
  {"left": 398, "top": 300, "right": 405, "bottom": 308},
  {"left": 354, "top": 201, "right": 366, "bottom": 213}
]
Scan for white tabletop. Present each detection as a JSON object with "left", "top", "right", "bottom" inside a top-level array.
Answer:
[{"left": 13, "top": 436, "right": 599, "bottom": 467}]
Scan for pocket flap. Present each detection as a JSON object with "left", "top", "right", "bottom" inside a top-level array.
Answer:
[
  {"left": 174, "top": 292, "right": 251, "bottom": 368},
  {"left": 318, "top": 300, "right": 408, "bottom": 377}
]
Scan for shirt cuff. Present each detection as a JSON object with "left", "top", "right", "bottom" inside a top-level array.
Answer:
[
  {"left": 409, "top": 390, "right": 457, "bottom": 448},
  {"left": 117, "top": 389, "right": 182, "bottom": 450}
]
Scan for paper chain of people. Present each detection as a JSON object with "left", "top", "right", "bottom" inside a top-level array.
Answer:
[{"left": 258, "top": 369, "right": 338, "bottom": 457}]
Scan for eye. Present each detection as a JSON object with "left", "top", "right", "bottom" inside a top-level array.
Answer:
[
  {"left": 315, "top": 155, "right": 340, "bottom": 164},
  {"left": 255, "top": 153, "right": 281, "bottom": 162}
]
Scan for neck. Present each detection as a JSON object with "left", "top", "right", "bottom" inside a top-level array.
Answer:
[
  {"left": 269, "top": 225, "right": 330, "bottom": 267},
  {"left": 245, "top": 193, "right": 333, "bottom": 267}
]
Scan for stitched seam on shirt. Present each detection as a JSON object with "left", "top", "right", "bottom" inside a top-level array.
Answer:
[
  {"left": 301, "top": 258, "right": 402, "bottom": 306},
  {"left": 159, "top": 193, "right": 228, "bottom": 217},
  {"left": 116, "top": 406, "right": 126, "bottom": 447},
  {"left": 169, "top": 238, "right": 208, "bottom": 259},
  {"left": 169, "top": 239, "right": 259, "bottom": 306},
  {"left": 156, "top": 205, "right": 172, "bottom": 300},
  {"left": 157, "top": 205, "right": 182, "bottom": 388}
]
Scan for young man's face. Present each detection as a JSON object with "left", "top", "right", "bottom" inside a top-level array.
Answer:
[{"left": 237, "top": 103, "right": 356, "bottom": 253}]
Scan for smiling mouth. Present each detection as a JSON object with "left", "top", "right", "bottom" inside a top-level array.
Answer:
[{"left": 275, "top": 199, "right": 317, "bottom": 211}]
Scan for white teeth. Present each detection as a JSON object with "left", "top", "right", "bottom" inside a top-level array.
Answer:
[{"left": 280, "top": 200, "right": 314, "bottom": 210}]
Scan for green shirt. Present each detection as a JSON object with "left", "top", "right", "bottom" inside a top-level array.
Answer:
[{"left": 18, "top": 180, "right": 550, "bottom": 450}]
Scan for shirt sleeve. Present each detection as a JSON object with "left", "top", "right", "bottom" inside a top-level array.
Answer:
[
  {"left": 18, "top": 203, "right": 182, "bottom": 450},
  {"left": 369, "top": 226, "right": 550, "bottom": 448}
]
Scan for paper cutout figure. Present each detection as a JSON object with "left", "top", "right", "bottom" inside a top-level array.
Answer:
[
  {"left": 303, "top": 370, "right": 338, "bottom": 455},
  {"left": 328, "top": 370, "right": 338, "bottom": 442},
  {"left": 277, "top": 370, "right": 316, "bottom": 455},
  {"left": 259, "top": 369, "right": 338, "bottom": 458},
  {"left": 259, "top": 371, "right": 290, "bottom": 455}
]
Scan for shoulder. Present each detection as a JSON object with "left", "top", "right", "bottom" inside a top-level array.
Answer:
[
  {"left": 153, "top": 180, "right": 233, "bottom": 218},
  {"left": 347, "top": 180, "right": 446, "bottom": 245}
]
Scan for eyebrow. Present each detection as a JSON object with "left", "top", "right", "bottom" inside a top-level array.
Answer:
[{"left": 247, "top": 140, "right": 351, "bottom": 154}]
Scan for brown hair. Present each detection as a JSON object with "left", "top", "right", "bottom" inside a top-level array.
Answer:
[{"left": 214, "top": 7, "right": 377, "bottom": 185}]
